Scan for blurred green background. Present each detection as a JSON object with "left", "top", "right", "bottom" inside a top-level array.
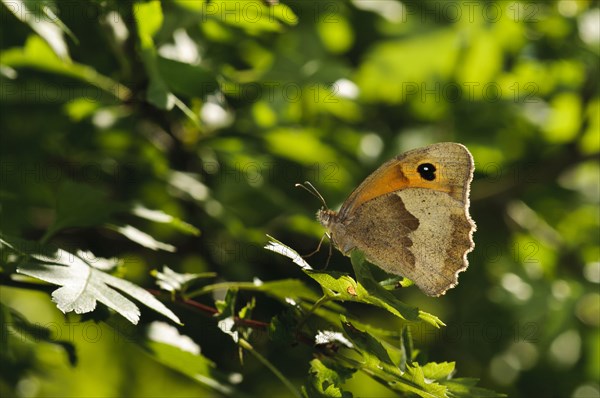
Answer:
[{"left": 1, "top": 0, "right": 598, "bottom": 397}]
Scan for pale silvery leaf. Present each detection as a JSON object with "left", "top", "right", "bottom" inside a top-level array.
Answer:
[
  {"left": 131, "top": 204, "right": 200, "bottom": 236},
  {"left": 17, "top": 252, "right": 181, "bottom": 325},
  {"left": 76, "top": 250, "right": 119, "bottom": 271},
  {"left": 315, "top": 330, "right": 353, "bottom": 348},
  {"left": 264, "top": 235, "right": 312, "bottom": 270},
  {"left": 18, "top": 259, "right": 140, "bottom": 323},
  {"left": 154, "top": 265, "right": 213, "bottom": 292},
  {"left": 147, "top": 321, "right": 200, "bottom": 355},
  {"left": 113, "top": 225, "right": 176, "bottom": 252},
  {"left": 217, "top": 317, "right": 238, "bottom": 343}
]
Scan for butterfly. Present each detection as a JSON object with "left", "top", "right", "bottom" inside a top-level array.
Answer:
[{"left": 314, "top": 142, "right": 476, "bottom": 296}]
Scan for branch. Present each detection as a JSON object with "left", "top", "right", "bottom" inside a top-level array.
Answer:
[{"left": 147, "top": 289, "right": 270, "bottom": 331}]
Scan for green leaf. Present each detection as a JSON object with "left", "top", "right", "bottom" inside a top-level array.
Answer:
[
  {"left": 156, "top": 57, "right": 218, "bottom": 99},
  {"left": 135, "top": 1, "right": 163, "bottom": 46},
  {"left": 133, "top": 0, "right": 198, "bottom": 119},
  {"left": 215, "top": 288, "right": 238, "bottom": 319},
  {"left": 339, "top": 319, "right": 474, "bottom": 398},
  {"left": 269, "top": 308, "right": 300, "bottom": 345},
  {"left": 0, "top": 35, "right": 131, "bottom": 100},
  {"left": 238, "top": 296, "right": 255, "bottom": 319},
  {"left": 1, "top": 303, "right": 77, "bottom": 365},
  {"left": 265, "top": 237, "right": 439, "bottom": 326},
  {"left": 378, "top": 276, "right": 409, "bottom": 290},
  {"left": 194, "top": 277, "right": 346, "bottom": 327},
  {"left": 265, "top": 128, "right": 343, "bottom": 167},
  {"left": 146, "top": 73, "right": 176, "bottom": 110},
  {"left": 399, "top": 363, "right": 449, "bottom": 398},
  {"left": 134, "top": 1, "right": 173, "bottom": 110},
  {"left": 153, "top": 265, "right": 215, "bottom": 293},
  {"left": 144, "top": 321, "right": 243, "bottom": 396},
  {"left": 8, "top": 237, "right": 181, "bottom": 325},
  {"left": 340, "top": 317, "right": 403, "bottom": 379},
  {"left": 350, "top": 251, "right": 444, "bottom": 328},
  {"left": 201, "top": 0, "right": 298, "bottom": 33},
  {"left": 303, "top": 265, "right": 433, "bottom": 326},
  {"left": 2, "top": 0, "right": 75, "bottom": 60},
  {"left": 110, "top": 224, "right": 176, "bottom": 252},
  {"left": 131, "top": 204, "right": 200, "bottom": 236},
  {"left": 400, "top": 326, "right": 414, "bottom": 370},
  {"left": 215, "top": 289, "right": 240, "bottom": 340},
  {"left": 441, "top": 378, "right": 507, "bottom": 398},
  {"left": 421, "top": 361, "right": 456, "bottom": 381},
  {"left": 43, "top": 181, "right": 114, "bottom": 241},
  {"left": 195, "top": 278, "right": 327, "bottom": 308},
  {"left": 303, "top": 358, "right": 355, "bottom": 398}
]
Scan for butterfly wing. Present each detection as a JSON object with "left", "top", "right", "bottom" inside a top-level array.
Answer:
[{"left": 332, "top": 142, "right": 475, "bottom": 296}]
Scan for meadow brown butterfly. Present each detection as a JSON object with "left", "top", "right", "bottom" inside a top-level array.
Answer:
[{"left": 317, "top": 142, "right": 476, "bottom": 296}]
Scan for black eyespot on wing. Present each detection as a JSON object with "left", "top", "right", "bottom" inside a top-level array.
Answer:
[{"left": 417, "top": 163, "right": 436, "bottom": 181}]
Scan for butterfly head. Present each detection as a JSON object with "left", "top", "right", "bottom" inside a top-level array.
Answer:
[{"left": 316, "top": 208, "right": 338, "bottom": 228}]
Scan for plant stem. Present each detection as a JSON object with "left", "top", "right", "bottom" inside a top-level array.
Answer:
[{"left": 239, "top": 338, "right": 302, "bottom": 398}]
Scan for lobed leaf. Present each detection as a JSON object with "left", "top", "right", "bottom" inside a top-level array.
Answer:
[
  {"left": 302, "top": 358, "right": 355, "bottom": 398},
  {"left": 5, "top": 236, "right": 181, "bottom": 325},
  {"left": 153, "top": 265, "right": 215, "bottom": 293}
]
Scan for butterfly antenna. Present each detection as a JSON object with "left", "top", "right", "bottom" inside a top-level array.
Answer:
[{"left": 295, "top": 181, "right": 328, "bottom": 209}]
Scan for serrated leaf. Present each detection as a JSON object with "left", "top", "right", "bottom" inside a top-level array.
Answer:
[
  {"left": 421, "top": 362, "right": 456, "bottom": 381},
  {"left": 303, "top": 358, "right": 355, "bottom": 398},
  {"left": 265, "top": 235, "right": 312, "bottom": 270},
  {"left": 196, "top": 278, "right": 346, "bottom": 326},
  {"left": 338, "top": 319, "right": 455, "bottom": 398},
  {"left": 315, "top": 330, "right": 353, "bottom": 349},
  {"left": 400, "top": 363, "right": 449, "bottom": 398},
  {"left": 9, "top": 238, "right": 181, "bottom": 325},
  {"left": 266, "top": 238, "right": 442, "bottom": 327},
  {"left": 153, "top": 265, "right": 215, "bottom": 293},
  {"left": 305, "top": 268, "right": 426, "bottom": 325},
  {"left": 340, "top": 317, "right": 403, "bottom": 379}
]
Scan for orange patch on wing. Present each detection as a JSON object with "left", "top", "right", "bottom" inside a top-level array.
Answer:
[
  {"left": 348, "top": 162, "right": 408, "bottom": 208},
  {"left": 346, "top": 161, "right": 454, "bottom": 211}
]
